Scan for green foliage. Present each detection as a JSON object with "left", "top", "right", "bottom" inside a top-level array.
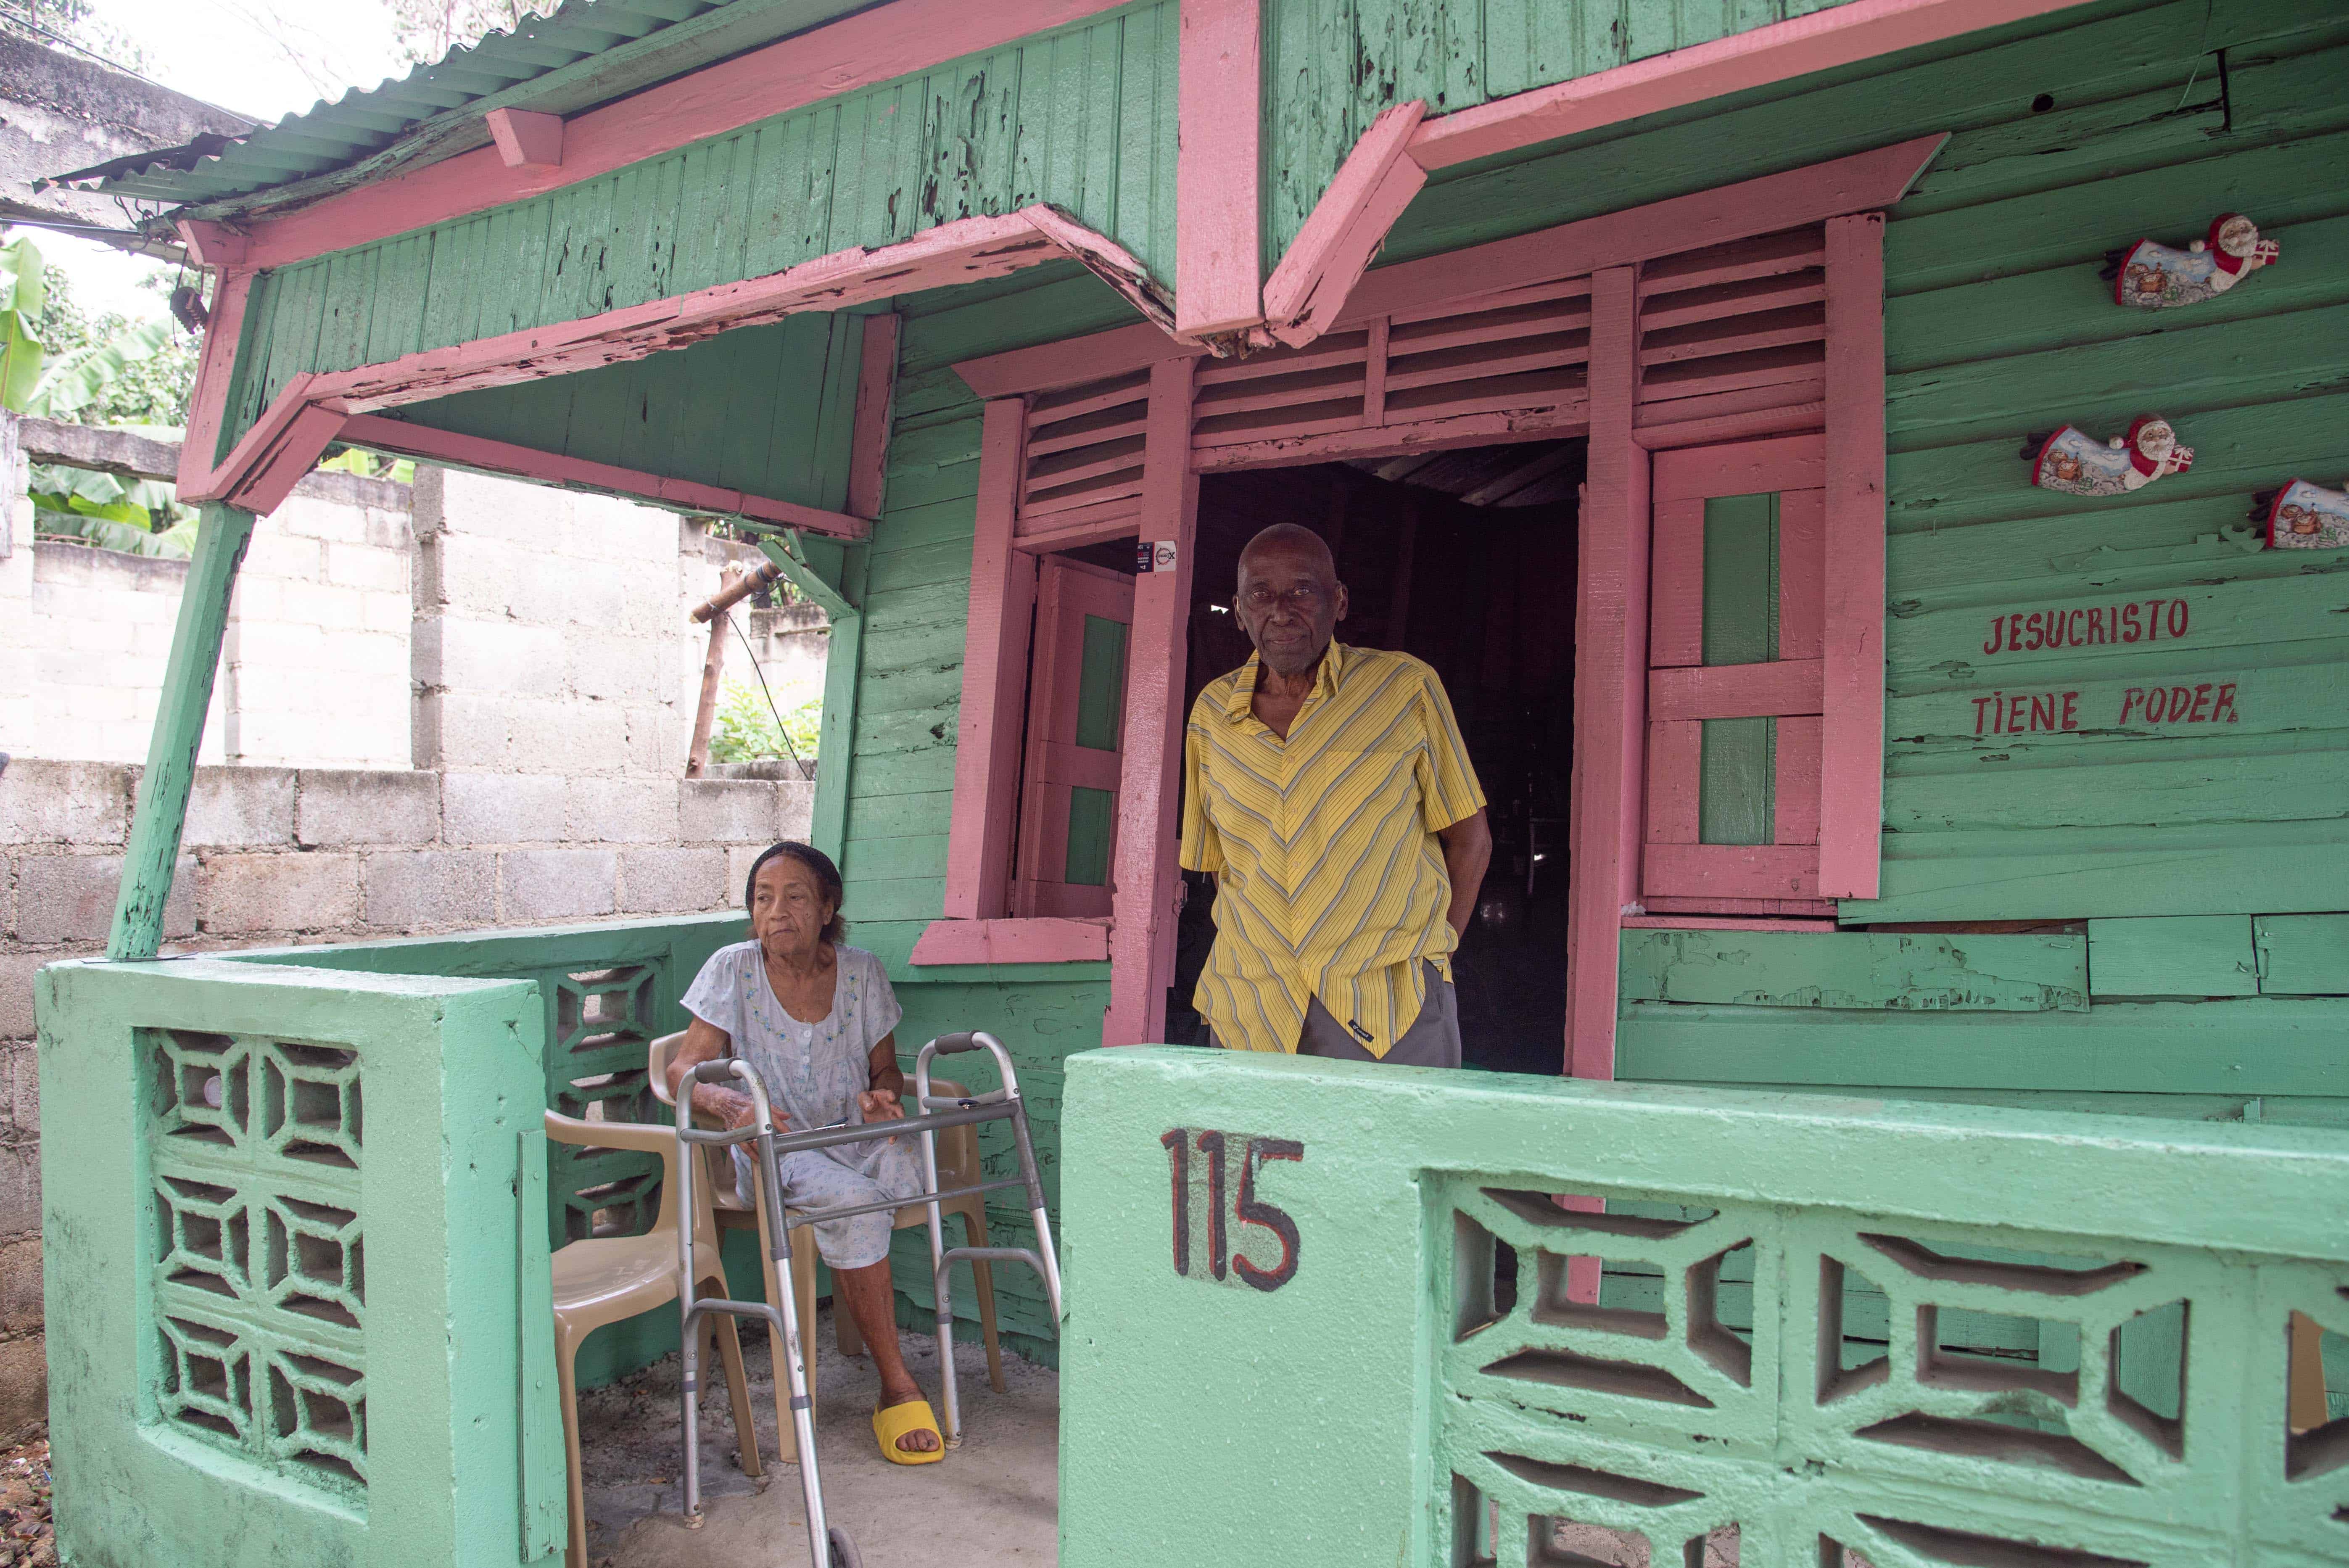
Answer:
[
  {"left": 0, "top": 234, "right": 46, "bottom": 410},
  {"left": 26, "top": 265, "right": 196, "bottom": 428},
  {"left": 23, "top": 316, "right": 174, "bottom": 420},
  {"left": 0, "top": 0, "right": 155, "bottom": 72},
  {"left": 709, "top": 679, "right": 821, "bottom": 765},
  {"left": 387, "top": 0, "right": 562, "bottom": 65}
]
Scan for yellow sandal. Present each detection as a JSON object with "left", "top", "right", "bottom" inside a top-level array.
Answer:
[{"left": 872, "top": 1396, "right": 945, "bottom": 1465}]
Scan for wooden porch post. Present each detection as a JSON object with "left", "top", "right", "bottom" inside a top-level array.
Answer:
[
  {"left": 757, "top": 532, "right": 866, "bottom": 864},
  {"left": 108, "top": 502, "right": 256, "bottom": 960},
  {"left": 1104, "top": 357, "right": 1201, "bottom": 1045},
  {"left": 1562, "top": 266, "right": 1648, "bottom": 1080}
]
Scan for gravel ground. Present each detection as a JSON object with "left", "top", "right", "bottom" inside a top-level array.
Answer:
[{"left": 0, "top": 1439, "right": 53, "bottom": 1568}]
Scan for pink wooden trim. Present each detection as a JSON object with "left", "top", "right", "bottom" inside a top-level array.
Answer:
[
  {"left": 1644, "top": 843, "right": 1819, "bottom": 900},
  {"left": 1819, "top": 212, "right": 1888, "bottom": 901},
  {"left": 1103, "top": 356, "right": 1201, "bottom": 1046},
  {"left": 1644, "top": 721, "right": 1701, "bottom": 845},
  {"left": 1777, "top": 488, "right": 1825, "bottom": 660},
  {"left": 180, "top": 370, "right": 320, "bottom": 504},
  {"left": 235, "top": 404, "right": 348, "bottom": 515},
  {"left": 911, "top": 917, "right": 1110, "bottom": 965},
  {"left": 173, "top": 220, "right": 246, "bottom": 269},
  {"left": 942, "top": 399, "right": 1040, "bottom": 921},
  {"left": 1634, "top": 401, "right": 1826, "bottom": 451},
  {"left": 1333, "top": 136, "right": 1946, "bottom": 334},
  {"left": 847, "top": 312, "right": 901, "bottom": 520},
  {"left": 1192, "top": 401, "right": 1588, "bottom": 473},
  {"left": 1013, "top": 502, "right": 1144, "bottom": 552},
  {"left": 1014, "top": 558, "right": 1133, "bottom": 919},
  {"left": 1260, "top": 100, "right": 1428, "bottom": 346},
  {"left": 484, "top": 107, "right": 563, "bottom": 168},
  {"left": 339, "top": 414, "right": 872, "bottom": 538},
  {"left": 1563, "top": 266, "right": 1646, "bottom": 1082},
  {"left": 1360, "top": 317, "right": 1390, "bottom": 425},
  {"left": 1652, "top": 432, "right": 1823, "bottom": 502},
  {"left": 175, "top": 267, "right": 253, "bottom": 491},
  {"left": 956, "top": 323, "right": 1203, "bottom": 399},
  {"left": 231, "top": 0, "right": 1142, "bottom": 270},
  {"left": 1174, "top": 0, "right": 1264, "bottom": 341},
  {"left": 1776, "top": 714, "right": 1824, "bottom": 847},
  {"left": 1648, "top": 659, "right": 1823, "bottom": 722},
  {"left": 1623, "top": 914, "right": 1837, "bottom": 930},
  {"left": 1411, "top": 0, "right": 2084, "bottom": 170},
  {"left": 1647, "top": 497, "right": 1705, "bottom": 668},
  {"left": 1021, "top": 204, "right": 1179, "bottom": 335},
  {"left": 1640, "top": 895, "right": 1836, "bottom": 916}
]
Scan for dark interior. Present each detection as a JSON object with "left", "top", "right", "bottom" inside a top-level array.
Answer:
[{"left": 1167, "top": 441, "right": 1586, "bottom": 1074}]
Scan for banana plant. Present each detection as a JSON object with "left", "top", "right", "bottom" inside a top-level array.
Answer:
[
  {"left": 22, "top": 316, "right": 173, "bottom": 420},
  {"left": 0, "top": 234, "right": 48, "bottom": 410}
]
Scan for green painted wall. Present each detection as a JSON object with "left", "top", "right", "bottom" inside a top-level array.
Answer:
[
  {"left": 1392, "top": 0, "right": 2349, "bottom": 924},
  {"left": 1262, "top": 0, "right": 1866, "bottom": 266},
  {"left": 372, "top": 311, "right": 868, "bottom": 514},
  {"left": 1060, "top": 1047, "right": 2349, "bottom": 1564},
  {"left": 221, "top": 0, "right": 1178, "bottom": 458}
]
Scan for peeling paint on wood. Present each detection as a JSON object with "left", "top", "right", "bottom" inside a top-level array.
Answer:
[{"left": 1620, "top": 928, "right": 2088, "bottom": 1012}]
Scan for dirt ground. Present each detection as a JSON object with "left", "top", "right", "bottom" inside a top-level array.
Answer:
[
  {"left": 579, "top": 1304, "right": 1058, "bottom": 1568},
  {"left": 0, "top": 1437, "right": 53, "bottom": 1567}
]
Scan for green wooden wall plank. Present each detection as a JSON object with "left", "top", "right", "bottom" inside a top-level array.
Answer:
[
  {"left": 2256, "top": 914, "right": 2349, "bottom": 995},
  {"left": 1884, "top": 748, "right": 2349, "bottom": 835},
  {"left": 2088, "top": 915, "right": 2260, "bottom": 997},
  {"left": 1869, "top": 824, "right": 2349, "bottom": 923},
  {"left": 1615, "top": 995, "right": 2349, "bottom": 1096},
  {"left": 1619, "top": 929, "right": 2089, "bottom": 1011}
]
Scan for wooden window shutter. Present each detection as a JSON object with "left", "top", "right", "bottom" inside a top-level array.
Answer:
[
  {"left": 1013, "top": 557, "right": 1135, "bottom": 918},
  {"left": 1019, "top": 369, "right": 1152, "bottom": 531},
  {"left": 1642, "top": 435, "right": 1836, "bottom": 914}
]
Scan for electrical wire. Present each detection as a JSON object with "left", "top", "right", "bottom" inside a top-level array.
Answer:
[
  {"left": 0, "top": 8, "right": 258, "bottom": 126},
  {"left": 728, "top": 611, "right": 811, "bottom": 781}
]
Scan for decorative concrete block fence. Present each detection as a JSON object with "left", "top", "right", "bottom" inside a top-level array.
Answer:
[
  {"left": 1060, "top": 1049, "right": 2349, "bottom": 1567},
  {"left": 38, "top": 957, "right": 564, "bottom": 1568}
]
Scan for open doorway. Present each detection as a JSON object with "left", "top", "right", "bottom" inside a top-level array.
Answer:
[{"left": 1168, "top": 440, "right": 1584, "bottom": 1074}]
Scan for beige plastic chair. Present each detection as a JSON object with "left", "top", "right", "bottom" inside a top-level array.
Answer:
[
  {"left": 649, "top": 1030, "right": 1008, "bottom": 1423},
  {"left": 544, "top": 1109, "right": 760, "bottom": 1568}
]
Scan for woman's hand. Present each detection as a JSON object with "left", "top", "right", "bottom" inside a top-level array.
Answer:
[{"left": 858, "top": 1087, "right": 905, "bottom": 1122}]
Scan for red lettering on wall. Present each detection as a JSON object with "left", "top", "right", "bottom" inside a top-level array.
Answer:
[
  {"left": 2061, "top": 691, "right": 2079, "bottom": 730},
  {"left": 2168, "top": 599, "right": 2190, "bottom": 639},
  {"left": 2119, "top": 687, "right": 2143, "bottom": 723},
  {"left": 2212, "top": 683, "right": 2239, "bottom": 723},
  {"left": 2122, "top": 604, "right": 2143, "bottom": 642}
]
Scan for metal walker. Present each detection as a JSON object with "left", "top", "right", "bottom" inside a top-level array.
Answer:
[{"left": 670, "top": 1030, "right": 1064, "bottom": 1568}]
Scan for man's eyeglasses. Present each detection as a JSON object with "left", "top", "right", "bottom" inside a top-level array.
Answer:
[{"left": 1240, "top": 583, "right": 1327, "bottom": 613}]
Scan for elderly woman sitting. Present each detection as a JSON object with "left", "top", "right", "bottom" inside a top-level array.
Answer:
[{"left": 665, "top": 841, "right": 942, "bottom": 1462}]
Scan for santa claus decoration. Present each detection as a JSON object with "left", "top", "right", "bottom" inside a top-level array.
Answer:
[
  {"left": 2024, "top": 417, "right": 2194, "bottom": 496},
  {"left": 2104, "top": 213, "right": 2279, "bottom": 309},
  {"left": 2254, "top": 478, "right": 2349, "bottom": 549}
]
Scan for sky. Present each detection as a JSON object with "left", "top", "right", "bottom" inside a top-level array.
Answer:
[{"left": 34, "top": 0, "right": 407, "bottom": 317}]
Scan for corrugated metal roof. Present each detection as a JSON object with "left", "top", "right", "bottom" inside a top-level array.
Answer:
[{"left": 48, "top": 0, "right": 879, "bottom": 220}]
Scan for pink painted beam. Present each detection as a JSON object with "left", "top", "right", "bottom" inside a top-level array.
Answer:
[
  {"left": 484, "top": 107, "right": 564, "bottom": 168},
  {"left": 1819, "top": 211, "right": 1888, "bottom": 900},
  {"left": 1642, "top": 895, "right": 1835, "bottom": 916},
  {"left": 230, "top": 0, "right": 1144, "bottom": 271},
  {"left": 1647, "top": 659, "right": 1823, "bottom": 722},
  {"left": 941, "top": 399, "right": 1039, "bottom": 922},
  {"left": 1644, "top": 843, "right": 1819, "bottom": 900},
  {"left": 1644, "top": 719, "right": 1701, "bottom": 846},
  {"left": 1174, "top": 0, "right": 1264, "bottom": 342},
  {"left": 956, "top": 322, "right": 1203, "bottom": 399},
  {"left": 1563, "top": 265, "right": 1647, "bottom": 1082},
  {"left": 233, "top": 404, "right": 348, "bottom": 516},
  {"left": 338, "top": 414, "right": 873, "bottom": 538},
  {"left": 1411, "top": 0, "right": 2094, "bottom": 171},
  {"left": 847, "top": 312, "right": 901, "bottom": 520},
  {"left": 1103, "top": 356, "right": 1201, "bottom": 1046},
  {"left": 1260, "top": 99, "right": 1426, "bottom": 347},
  {"left": 1623, "top": 915, "right": 1836, "bottom": 931},
  {"left": 1022, "top": 205, "right": 1179, "bottom": 335},
  {"left": 1652, "top": 432, "right": 1823, "bottom": 501},
  {"left": 1776, "top": 714, "right": 1824, "bottom": 847},
  {"left": 180, "top": 370, "right": 320, "bottom": 505},
  {"left": 174, "top": 268, "right": 254, "bottom": 492},
  {"left": 910, "top": 917, "right": 1111, "bottom": 965},
  {"left": 173, "top": 219, "right": 246, "bottom": 268},
  {"left": 1335, "top": 135, "right": 1948, "bottom": 334}
]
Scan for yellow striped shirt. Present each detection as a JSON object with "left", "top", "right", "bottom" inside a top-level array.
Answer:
[{"left": 1180, "top": 641, "right": 1486, "bottom": 1059}]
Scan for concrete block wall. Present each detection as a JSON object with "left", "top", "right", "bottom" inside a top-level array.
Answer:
[{"left": 0, "top": 756, "right": 813, "bottom": 1444}]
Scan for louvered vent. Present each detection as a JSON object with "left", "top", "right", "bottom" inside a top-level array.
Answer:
[
  {"left": 1019, "top": 368, "right": 1152, "bottom": 525},
  {"left": 1636, "top": 226, "right": 1826, "bottom": 430},
  {"left": 1190, "top": 278, "right": 1593, "bottom": 463}
]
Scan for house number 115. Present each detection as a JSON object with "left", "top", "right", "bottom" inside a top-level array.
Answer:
[{"left": 1159, "top": 1128, "right": 1304, "bottom": 1292}]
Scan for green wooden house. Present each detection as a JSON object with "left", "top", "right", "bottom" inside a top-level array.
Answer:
[{"left": 32, "top": 0, "right": 2349, "bottom": 1561}]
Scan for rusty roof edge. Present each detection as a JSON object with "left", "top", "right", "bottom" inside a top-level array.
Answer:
[{"left": 55, "top": 0, "right": 890, "bottom": 235}]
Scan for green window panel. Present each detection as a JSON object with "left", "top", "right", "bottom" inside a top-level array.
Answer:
[
  {"left": 1072, "top": 613, "right": 1130, "bottom": 752},
  {"left": 1700, "top": 491, "right": 1779, "bottom": 847},
  {"left": 1064, "top": 787, "right": 1116, "bottom": 889}
]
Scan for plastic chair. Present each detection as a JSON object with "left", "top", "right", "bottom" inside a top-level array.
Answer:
[
  {"left": 648, "top": 1031, "right": 1008, "bottom": 1405},
  {"left": 544, "top": 1109, "right": 760, "bottom": 1568}
]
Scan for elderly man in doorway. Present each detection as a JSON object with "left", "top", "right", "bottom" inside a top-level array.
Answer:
[{"left": 1181, "top": 523, "right": 1493, "bottom": 1065}]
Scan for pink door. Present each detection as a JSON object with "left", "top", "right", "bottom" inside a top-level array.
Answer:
[{"left": 1013, "top": 557, "right": 1135, "bottom": 918}]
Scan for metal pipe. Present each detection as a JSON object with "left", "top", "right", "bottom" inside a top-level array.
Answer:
[{"left": 692, "top": 558, "right": 785, "bottom": 623}]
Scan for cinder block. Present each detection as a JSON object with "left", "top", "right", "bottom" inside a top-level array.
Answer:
[
  {"left": 0, "top": 1330, "right": 46, "bottom": 1444},
  {"left": 0, "top": 952, "right": 55, "bottom": 1040},
  {"left": 411, "top": 615, "right": 565, "bottom": 696},
  {"left": 438, "top": 533, "right": 539, "bottom": 618},
  {"left": 622, "top": 703, "right": 680, "bottom": 776},
  {"left": 0, "top": 1147, "right": 38, "bottom": 1235},
  {"left": 0, "top": 1236, "right": 40, "bottom": 1333},
  {"left": 509, "top": 701, "right": 629, "bottom": 777},
  {"left": 184, "top": 767, "right": 296, "bottom": 848},
  {"left": 500, "top": 849, "right": 617, "bottom": 921},
  {"left": 726, "top": 844, "right": 766, "bottom": 903},
  {"left": 363, "top": 850, "right": 498, "bottom": 929},
  {"left": 0, "top": 760, "right": 132, "bottom": 845},
  {"left": 198, "top": 852, "right": 361, "bottom": 935},
  {"left": 441, "top": 771, "right": 566, "bottom": 844},
  {"left": 681, "top": 779, "right": 784, "bottom": 843},
  {"left": 16, "top": 854, "right": 193, "bottom": 943},
  {"left": 565, "top": 635, "right": 669, "bottom": 702},
  {"left": 619, "top": 847, "right": 727, "bottom": 913},
  {"left": 438, "top": 467, "right": 555, "bottom": 546},
  {"left": 8, "top": 1042, "right": 32, "bottom": 1138},
  {"left": 565, "top": 776, "right": 679, "bottom": 844},
  {"left": 325, "top": 542, "right": 409, "bottom": 594},
  {"left": 779, "top": 781, "right": 816, "bottom": 842},
  {"left": 296, "top": 770, "right": 441, "bottom": 847}
]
